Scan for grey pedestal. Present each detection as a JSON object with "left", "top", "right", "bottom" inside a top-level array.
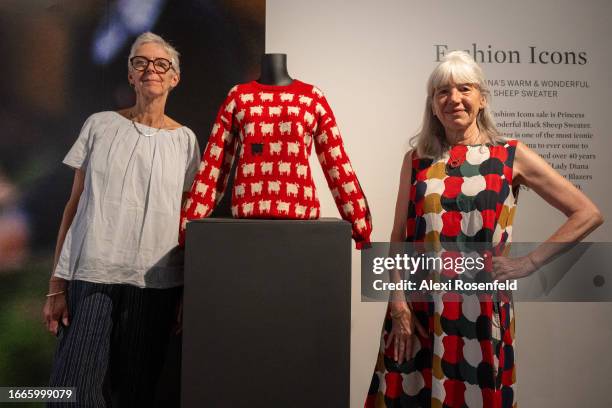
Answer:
[{"left": 182, "top": 218, "right": 351, "bottom": 408}]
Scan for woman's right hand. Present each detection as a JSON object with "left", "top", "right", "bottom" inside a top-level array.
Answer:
[
  {"left": 43, "top": 280, "right": 70, "bottom": 335},
  {"left": 44, "top": 168, "right": 83, "bottom": 335},
  {"left": 385, "top": 301, "right": 428, "bottom": 364}
]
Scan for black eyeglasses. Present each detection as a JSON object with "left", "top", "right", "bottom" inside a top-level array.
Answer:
[{"left": 130, "top": 56, "right": 173, "bottom": 73}]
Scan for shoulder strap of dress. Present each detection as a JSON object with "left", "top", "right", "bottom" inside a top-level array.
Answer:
[
  {"left": 410, "top": 150, "right": 420, "bottom": 186},
  {"left": 405, "top": 150, "right": 421, "bottom": 242},
  {"left": 503, "top": 139, "right": 519, "bottom": 186}
]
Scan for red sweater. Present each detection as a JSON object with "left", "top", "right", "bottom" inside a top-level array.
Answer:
[{"left": 180, "top": 80, "right": 372, "bottom": 248}]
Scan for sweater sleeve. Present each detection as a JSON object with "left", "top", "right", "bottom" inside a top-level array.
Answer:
[
  {"left": 179, "top": 88, "right": 239, "bottom": 246},
  {"left": 312, "top": 89, "right": 373, "bottom": 249}
]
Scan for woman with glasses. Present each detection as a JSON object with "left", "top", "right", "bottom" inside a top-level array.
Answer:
[{"left": 43, "top": 32, "right": 200, "bottom": 406}]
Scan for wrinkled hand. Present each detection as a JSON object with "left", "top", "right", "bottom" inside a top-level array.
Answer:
[
  {"left": 491, "top": 255, "right": 538, "bottom": 281},
  {"left": 43, "top": 293, "right": 69, "bottom": 336},
  {"left": 385, "top": 302, "right": 428, "bottom": 364}
]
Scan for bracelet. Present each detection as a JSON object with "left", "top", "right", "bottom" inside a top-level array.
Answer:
[{"left": 46, "top": 290, "right": 65, "bottom": 297}]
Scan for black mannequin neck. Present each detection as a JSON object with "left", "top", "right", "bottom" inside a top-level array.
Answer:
[{"left": 257, "top": 54, "right": 293, "bottom": 86}]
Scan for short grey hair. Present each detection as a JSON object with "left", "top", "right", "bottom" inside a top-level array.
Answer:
[
  {"left": 128, "top": 32, "right": 181, "bottom": 74},
  {"left": 411, "top": 50, "right": 504, "bottom": 159}
]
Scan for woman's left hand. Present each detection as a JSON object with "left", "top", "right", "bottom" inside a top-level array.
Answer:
[{"left": 491, "top": 255, "right": 538, "bottom": 281}]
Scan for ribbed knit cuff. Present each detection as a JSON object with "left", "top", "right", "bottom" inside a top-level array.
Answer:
[{"left": 355, "top": 240, "right": 372, "bottom": 250}]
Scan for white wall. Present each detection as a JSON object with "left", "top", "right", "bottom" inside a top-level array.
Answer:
[{"left": 267, "top": 1, "right": 612, "bottom": 406}]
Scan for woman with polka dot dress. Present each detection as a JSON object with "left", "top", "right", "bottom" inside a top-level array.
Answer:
[{"left": 365, "top": 51, "right": 603, "bottom": 408}]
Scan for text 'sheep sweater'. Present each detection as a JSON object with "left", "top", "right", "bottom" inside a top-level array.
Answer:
[{"left": 180, "top": 80, "right": 372, "bottom": 248}]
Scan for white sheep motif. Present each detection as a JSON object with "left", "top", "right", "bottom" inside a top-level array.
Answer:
[
  {"left": 196, "top": 183, "right": 208, "bottom": 196},
  {"left": 270, "top": 141, "right": 283, "bottom": 155},
  {"left": 225, "top": 99, "right": 236, "bottom": 113},
  {"left": 235, "top": 184, "right": 245, "bottom": 198},
  {"left": 240, "top": 93, "right": 254, "bottom": 103},
  {"left": 304, "top": 186, "right": 313, "bottom": 200},
  {"left": 259, "top": 92, "right": 273, "bottom": 102},
  {"left": 342, "top": 202, "right": 354, "bottom": 216},
  {"left": 241, "top": 163, "right": 255, "bottom": 177},
  {"left": 236, "top": 110, "right": 245, "bottom": 122},
  {"left": 299, "top": 95, "right": 312, "bottom": 106},
  {"left": 286, "top": 182, "right": 299, "bottom": 197},
  {"left": 209, "top": 144, "right": 222, "bottom": 160},
  {"left": 327, "top": 167, "right": 340, "bottom": 180},
  {"left": 296, "top": 164, "right": 308, "bottom": 178},
  {"left": 194, "top": 203, "right": 209, "bottom": 217},
  {"left": 342, "top": 181, "right": 356, "bottom": 194},
  {"left": 280, "top": 93, "right": 294, "bottom": 102},
  {"left": 244, "top": 123, "right": 255, "bottom": 137},
  {"left": 329, "top": 146, "right": 342, "bottom": 160},
  {"left": 209, "top": 168, "right": 220, "bottom": 182},
  {"left": 259, "top": 200, "right": 271, "bottom": 212},
  {"left": 268, "top": 181, "right": 281, "bottom": 194},
  {"left": 260, "top": 123, "right": 274, "bottom": 136},
  {"left": 250, "top": 181, "right": 263, "bottom": 195},
  {"left": 276, "top": 201, "right": 290, "bottom": 215},
  {"left": 279, "top": 121, "right": 292, "bottom": 135},
  {"left": 260, "top": 162, "right": 273, "bottom": 175},
  {"left": 278, "top": 161, "right": 291, "bottom": 176},
  {"left": 242, "top": 202, "right": 254, "bottom": 216},
  {"left": 304, "top": 111, "right": 314, "bottom": 126},
  {"left": 269, "top": 106, "right": 282, "bottom": 117},
  {"left": 287, "top": 142, "right": 300, "bottom": 157},
  {"left": 295, "top": 204, "right": 307, "bottom": 217}
]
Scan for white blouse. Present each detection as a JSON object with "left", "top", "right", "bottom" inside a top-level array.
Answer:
[{"left": 54, "top": 111, "right": 200, "bottom": 288}]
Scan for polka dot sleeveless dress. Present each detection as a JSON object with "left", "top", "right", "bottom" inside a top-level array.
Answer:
[{"left": 366, "top": 140, "right": 519, "bottom": 408}]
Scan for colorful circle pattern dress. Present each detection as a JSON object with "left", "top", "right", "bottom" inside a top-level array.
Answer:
[{"left": 366, "top": 140, "right": 519, "bottom": 408}]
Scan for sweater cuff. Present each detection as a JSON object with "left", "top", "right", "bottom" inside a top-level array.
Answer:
[
  {"left": 355, "top": 240, "right": 372, "bottom": 250},
  {"left": 178, "top": 228, "right": 186, "bottom": 248}
]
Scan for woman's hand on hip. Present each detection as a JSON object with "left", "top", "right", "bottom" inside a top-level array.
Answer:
[{"left": 491, "top": 255, "right": 537, "bottom": 281}]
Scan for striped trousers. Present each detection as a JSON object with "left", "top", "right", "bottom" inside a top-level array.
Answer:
[{"left": 48, "top": 280, "right": 181, "bottom": 407}]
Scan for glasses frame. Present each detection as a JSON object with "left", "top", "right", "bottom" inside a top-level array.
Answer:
[{"left": 129, "top": 56, "right": 174, "bottom": 74}]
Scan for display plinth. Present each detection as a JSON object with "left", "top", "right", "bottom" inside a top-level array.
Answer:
[{"left": 182, "top": 218, "right": 351, "bottom": 408}]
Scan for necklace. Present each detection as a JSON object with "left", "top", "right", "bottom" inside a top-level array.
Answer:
[
  {"left": 129, "top": 110, "right": 166, "bottom": 137},
  {"left": 131, "top": 120, "right": 163, "bottom": 137}
]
